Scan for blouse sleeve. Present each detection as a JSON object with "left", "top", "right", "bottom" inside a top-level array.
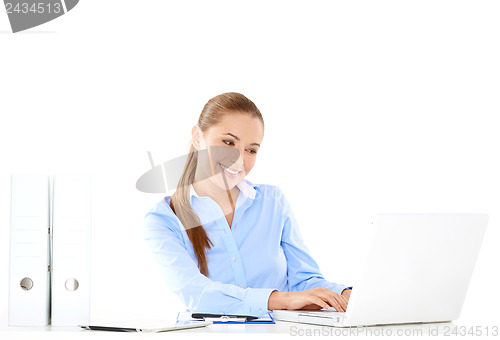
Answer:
[
  {"left": 143, "top": 206, "right": 276, "bottom": 317},
  {"left": 278, "top": 188, "right": 350, "bottom": 295}
]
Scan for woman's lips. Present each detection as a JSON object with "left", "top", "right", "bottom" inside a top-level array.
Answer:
[{"left": 219, "top": 162, "right": 242, "bottom": 177}]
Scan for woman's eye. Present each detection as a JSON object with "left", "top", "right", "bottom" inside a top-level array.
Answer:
[
  {"left": 223, "top": 140, "right": 234, "bottom": 146},
  {"left": 247, "top": 149, "right": 257, "bottom": 155}
]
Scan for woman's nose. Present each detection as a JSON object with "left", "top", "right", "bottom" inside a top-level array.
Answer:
[{"left": 233, "top": 149, "right": 245, "bottom": 168}]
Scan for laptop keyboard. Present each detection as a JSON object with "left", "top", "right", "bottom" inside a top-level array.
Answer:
[{"left": 304, "top": 310, "right": 345, "bottom": 316}]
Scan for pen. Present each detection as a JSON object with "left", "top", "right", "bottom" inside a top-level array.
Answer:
[{"left": 191, "top": 313, "right": 258, "bottom": 321}]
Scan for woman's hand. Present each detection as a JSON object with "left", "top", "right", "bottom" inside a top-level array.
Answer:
[
  {"left": 268, "top": 288, "right": 348, "bottom": 312},
  {"left": 341, "top": 288, "right": 352, "bottom": 303}
]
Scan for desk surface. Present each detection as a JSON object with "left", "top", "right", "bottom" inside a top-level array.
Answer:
[{"left": 1, "top": 320, "right": 468, "bottom": 338}]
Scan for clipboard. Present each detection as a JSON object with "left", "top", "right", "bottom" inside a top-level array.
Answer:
[{"left": 177, "top": 311, "right": 275, "bottom": 324}]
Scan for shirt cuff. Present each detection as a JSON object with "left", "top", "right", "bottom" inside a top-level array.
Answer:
[{"left": 243, "top": 288, "right": 277, "bottom": 317}]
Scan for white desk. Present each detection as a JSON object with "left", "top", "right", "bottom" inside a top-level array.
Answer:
[{"left": 1, "top": 320, "right": 478, "bottom": 339}]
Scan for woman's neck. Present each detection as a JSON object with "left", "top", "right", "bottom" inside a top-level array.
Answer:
[{"left": 192, "top": 179, "right": 239, "bottom": 214}]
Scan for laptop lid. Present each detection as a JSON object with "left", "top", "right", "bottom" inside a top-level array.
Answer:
[{"left": 344, "top": 214, "right": 488, "bottom": 327}]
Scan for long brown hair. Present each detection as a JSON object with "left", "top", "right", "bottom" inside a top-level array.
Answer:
[{"left": 170, "top": 92, "right": 264, "bottom": 277}]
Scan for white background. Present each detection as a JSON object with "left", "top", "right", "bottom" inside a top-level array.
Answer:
[{"left": 1, "top": 0, "right": 499, "bottom": 336}]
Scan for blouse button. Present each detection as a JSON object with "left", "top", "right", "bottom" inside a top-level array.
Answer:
[{"left": 232, "top": 257, "right": 237, "bottom": 261}]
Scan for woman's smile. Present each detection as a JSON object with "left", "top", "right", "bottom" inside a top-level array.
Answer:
[{"left": 218, "top": 162, "right": 242, "bottom": 177}]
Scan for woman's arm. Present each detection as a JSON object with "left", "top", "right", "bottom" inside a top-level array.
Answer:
[
  {"left": 276, "top": 188, "right": 351, "bottom": 309},
  {"left": 143, "top": 208, "right": 275, "bottom": 317}
]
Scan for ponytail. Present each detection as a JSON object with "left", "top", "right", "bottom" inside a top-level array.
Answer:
[{"left": 170, "top": 144, "right": 213, "bottom": 277}]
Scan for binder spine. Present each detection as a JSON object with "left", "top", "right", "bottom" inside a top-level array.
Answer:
[
  {"left": 8, "top": 175, "right": 51, "bottom": 326},
  {"left": 51, "top": 175, "right": 91, "bottom": 326}
]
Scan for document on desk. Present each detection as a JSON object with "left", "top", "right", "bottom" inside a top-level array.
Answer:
[
  {"left": 79, "top": 319, "right": 212, "bottom": 332},
  {"left": 177, "top": 311, "right": 275, "bottom": 324}
]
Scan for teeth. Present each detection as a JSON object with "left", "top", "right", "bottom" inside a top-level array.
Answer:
[{"left": 220, "top": 163, "right": 240, "bottom": 175}]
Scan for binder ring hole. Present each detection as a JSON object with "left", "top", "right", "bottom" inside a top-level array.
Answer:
[
  {"left": 65, "top": 278, "right": 79, "bottom": 291},
  {"left": 20, "top": 277, "right": 33, "bottom": 291}
]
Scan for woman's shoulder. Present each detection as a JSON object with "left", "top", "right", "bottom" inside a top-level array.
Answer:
[
  {"left": 143, "top": 196, "right": 181, "bottom": 231},
  {"left": 255, "top": 183, "right": 282, "bottom": 194},
  {"left": 249, "top": 180, "right": 286, "bottom": 201},
  {"left": 145, "top": 196, "right": 172, "bottom": 215}
]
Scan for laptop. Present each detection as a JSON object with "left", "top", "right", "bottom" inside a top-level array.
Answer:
[{"left": 273, "top": 214, "right": 489, "bottom": 327}]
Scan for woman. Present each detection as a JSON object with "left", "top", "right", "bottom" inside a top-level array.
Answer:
[{"left": 143, "top": 92, "right": 351, "bottom": 317}]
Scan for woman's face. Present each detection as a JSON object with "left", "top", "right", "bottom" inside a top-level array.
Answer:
[{"left": 193, "top": 111, "right": 264, "bottom": 191}]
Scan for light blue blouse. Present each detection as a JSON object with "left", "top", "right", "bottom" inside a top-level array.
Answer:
[{"left": 143, "top": 178, "right": 349, "bottom": 317}]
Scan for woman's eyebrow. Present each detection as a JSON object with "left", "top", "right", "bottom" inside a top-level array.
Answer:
[
  {"left": 223, "top": 133, "right": 260, "bottom": 147},
  {"left": 223, "top": 132, "right": 240, "bottom": 141}
]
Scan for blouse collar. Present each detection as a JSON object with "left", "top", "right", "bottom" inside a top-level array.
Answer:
[{"left": 189, "top": 178, "right": 258, "bottom": 201}]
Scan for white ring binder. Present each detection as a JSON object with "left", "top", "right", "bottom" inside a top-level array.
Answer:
[
  {"left": 51, "top": 175, "right": 92, "bottom": 327},
  {"left": 9, "top": 175, "right": 51, "bottom": 326}
]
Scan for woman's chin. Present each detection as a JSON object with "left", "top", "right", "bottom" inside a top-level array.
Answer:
[{"left": 214, "top": 173, "right": 243, "bottom": 190}]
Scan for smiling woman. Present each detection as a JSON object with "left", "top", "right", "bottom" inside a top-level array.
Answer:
[
  {"left": 143, "top": 92, "right": 352, "bottom": 317},
  {"left": 171, "top": 93, "right": 264, "bottom": 277}
]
